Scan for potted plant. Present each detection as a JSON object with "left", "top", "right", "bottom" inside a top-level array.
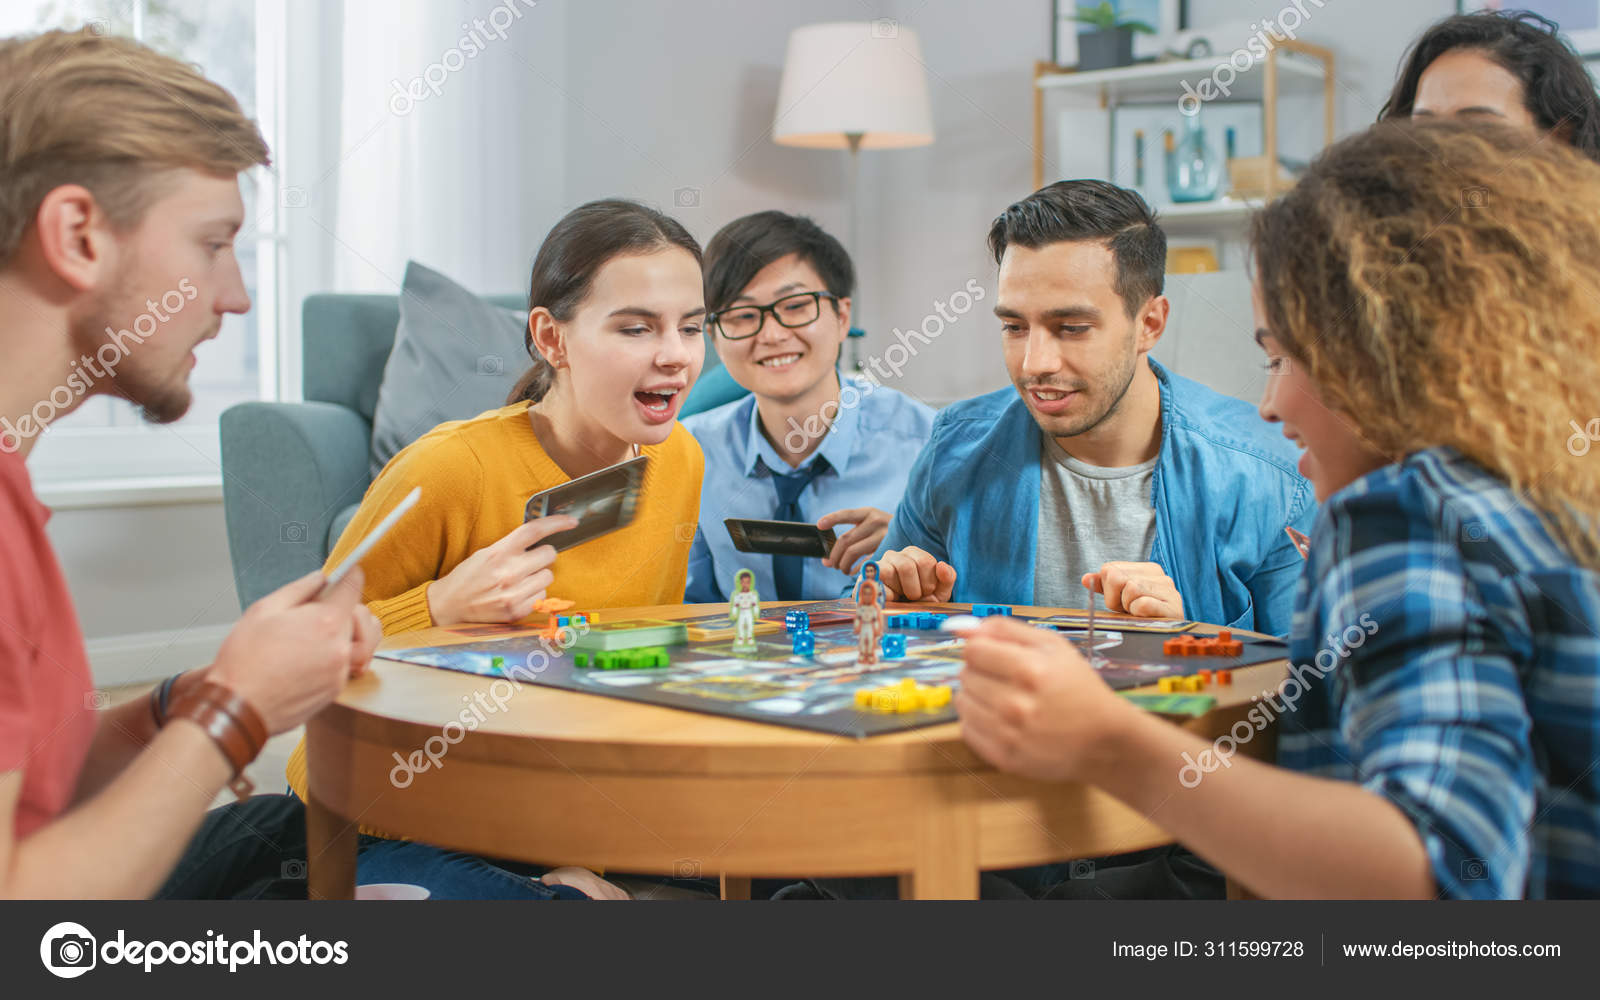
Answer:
[{"left": 1073, "top": 2, "right": 1155, "bottom": 71}]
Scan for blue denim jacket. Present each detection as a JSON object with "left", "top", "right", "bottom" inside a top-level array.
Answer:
[{"left": 878, "top": 359, "right": 1315, "bottom": 635}]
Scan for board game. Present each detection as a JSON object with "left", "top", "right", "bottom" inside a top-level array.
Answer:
[{"left": 380, "top": 600, "right": 1288, "bottom": 738}]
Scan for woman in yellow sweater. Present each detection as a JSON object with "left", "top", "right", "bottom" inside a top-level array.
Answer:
[{"left": 286, "top": 199, "right": 707, "bottom": 900}]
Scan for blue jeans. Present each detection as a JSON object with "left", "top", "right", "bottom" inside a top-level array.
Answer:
[
  {"left": 354, "top": 836, "right": 584, "bottom": 900},
  {"left": 157, "top": 794, "right": 585, "bottom": 900}
]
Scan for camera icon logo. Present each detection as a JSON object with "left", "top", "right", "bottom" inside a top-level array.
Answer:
[
  {"left": 281, "top": 185, "right": 309, "bottom": 209},
  {"left": 1461, "top": 185, "right": 1490, "bottom": 208},
  {"left": 1069, "top": 859, "right": 1096, "bottom": 880},
  {"left": 673, "top": 522, "right": 697, "bottom": 543},
  {"left": 83, "top": 690, "right": 109, "bottom": 711},
  {"left": 476, "top": 354, "right": 505, "bottom": 376},
  {"left": 673, "top": 187, "right": 700, "bottom": 208},
  {"left": 280, "top": 521, "right": 309, "bottom": 544},
  {"left": 673, "top": 858, "right": 701, "bottom": 879},
  {"left": 281, "top": 859, "right": 308, "bottom": 880},
  {"left": 1460, "top": 857, "right": 1487, "bottom": 880},
  {"left": 1462, "top": 520, "right": 1487, "bottom": 543},
  {"left": 40, "top": 921, "right": 97, "bottom": 978},
  {"left": 870, "top": 17, "right": 899, "bottom": 38}
]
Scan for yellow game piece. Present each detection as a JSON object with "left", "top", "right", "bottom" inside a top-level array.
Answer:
[
  {"left": 899, "top": 677, "right": 917, "bottom": 691},
  {"left": 855, "top": 689, "right": 872, "bottom": 709},
  {"left": 1158, "top": 677, "right": 1179, "bottom": 694},
  {"left": 1182, "top": 675, "right": 1205, "bottom": 693},
  {"left": 870, "top": 690, "right": 899, "bottom": 713},
  {"left": 924, "top": 685, "right": 952, "bottom": 708}
]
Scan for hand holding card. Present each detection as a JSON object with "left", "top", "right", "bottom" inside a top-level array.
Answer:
[{"left": 426, "top": 513, "right": 578, "bottom": 627}]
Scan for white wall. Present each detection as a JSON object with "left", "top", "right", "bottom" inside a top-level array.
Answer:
[
  {"left": 52, "top": 0, "right": 1464, "bottom": 685},
  {"left": 43, "top": 495, "right": 235, "bottom": 688}
]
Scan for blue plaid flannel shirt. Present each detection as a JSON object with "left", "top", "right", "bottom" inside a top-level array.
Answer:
[{"left": 1277, "top": 447, "right": 1600, "bottom": 898}]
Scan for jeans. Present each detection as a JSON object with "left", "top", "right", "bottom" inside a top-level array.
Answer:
[
  {"left": 784, "top": 846, "right": 1225, "bottom": 900},
  {"left": 156, "top": 794, "right": 585, "bottom": 900}
]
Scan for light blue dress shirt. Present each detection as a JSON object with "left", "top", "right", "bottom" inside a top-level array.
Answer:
[{"left": 682, "top": 375, "right": 936, "bottom": 602}]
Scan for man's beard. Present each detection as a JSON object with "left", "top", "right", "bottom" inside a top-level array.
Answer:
[
  {"left": 1020, "top": 339, "right": 1141, "bottom": 439},
  {"left": 76, "top": 278, "right": 195, "bottom": 426}
]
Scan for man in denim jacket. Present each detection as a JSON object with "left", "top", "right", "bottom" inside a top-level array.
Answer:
[{"left": 877, "top": 180, "right": 1312, "bottom": 637}]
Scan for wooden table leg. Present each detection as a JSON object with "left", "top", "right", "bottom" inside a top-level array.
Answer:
[
  {"left": 306, "top": 792, "right": 357, "bottom": 900},
  {"left": 898, "top": 801, "right": 979, "bottom": 900},
  {"left": 719, "top": 874, "right": 752, "bottom": 900}
]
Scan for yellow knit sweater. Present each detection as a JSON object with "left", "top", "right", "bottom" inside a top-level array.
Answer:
[{"left": 284, "top": 401, "right": 703, "bottom": 813}]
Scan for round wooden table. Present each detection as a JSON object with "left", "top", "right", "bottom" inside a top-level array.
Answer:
[{"left": 304, "top": 602, "right": 1285, "bottom": 900}]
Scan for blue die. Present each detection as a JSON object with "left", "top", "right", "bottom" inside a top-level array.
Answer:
[
  {"left": 972, "top": 604, "right": 1014, "bottom": 618},
  {"left": 786, "top": 610, "right": 810, "bottom": 632},
  {"left": 556, "top": 615, "right": 570, "bottom": 627},
  {"left": 791, "top": 630, "right": 816, "bottom": 656},
  {"left": 881, "top": 633, "right": 907, "bottom": 658}
]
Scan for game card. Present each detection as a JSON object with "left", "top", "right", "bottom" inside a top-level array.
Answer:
[
  {"left": 525, "top": 454, "right": 648, "bottom": 552},
  {"left": 725, "top": 518, "right": 838, "bottom": 557}
]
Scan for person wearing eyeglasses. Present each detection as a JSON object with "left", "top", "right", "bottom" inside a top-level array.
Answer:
[{"left": 681, "top": 212, "right": 934, "bottom": 603}]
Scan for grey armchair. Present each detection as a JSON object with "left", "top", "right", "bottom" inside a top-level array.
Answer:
[
  {"left": 219, "top": 293, "right": 520, "bottom": 609},
  {"left": 220, "top": 293, "right": 749, "bottom": 610}
]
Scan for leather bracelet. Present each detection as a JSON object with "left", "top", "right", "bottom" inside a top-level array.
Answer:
[{"left": 167, "top": 682, "right": 268, "bottom": 800}]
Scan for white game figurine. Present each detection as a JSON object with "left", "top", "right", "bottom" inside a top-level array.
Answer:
[
  {"left": 854, "top": 576, "right": 886, "bottom": 666},
  {"left": 729, "top": 568, "right": 761, "bottom": 653}
]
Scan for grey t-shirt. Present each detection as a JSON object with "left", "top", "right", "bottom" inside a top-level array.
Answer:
[{"left": 1034, "top": 435, "right": 1158, "bottom": 609}]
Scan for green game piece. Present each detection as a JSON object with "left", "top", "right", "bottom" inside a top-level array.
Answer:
[
  {"left": 1120, "top": 692, "right": 1217, "bottom": 717},
  {"left": 490, "top": 655, "right": 505, "bottom": 673},
  {"left": 575, "top": 652, "right": 589, "bottom": 668},
  {"left": 585, "top": 646, "right": 671, "bottom": 670}
]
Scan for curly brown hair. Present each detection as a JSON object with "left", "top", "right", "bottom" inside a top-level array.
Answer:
[{"left": 1252, "top": 119, "right": 1600, "bottom": 567}]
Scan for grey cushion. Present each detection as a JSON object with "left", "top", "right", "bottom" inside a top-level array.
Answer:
[{"left": 369, "top": 261, "right": 529, "bottom": 476}]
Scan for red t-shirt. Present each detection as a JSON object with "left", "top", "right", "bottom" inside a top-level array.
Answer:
[{"left": 0, "top": 448, "right": 95, "bottom": 839}]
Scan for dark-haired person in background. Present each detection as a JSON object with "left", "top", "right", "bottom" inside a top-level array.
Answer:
[
  {"left": 1382, "top": 8, "right": 1600, "bottom": 159},
  {"left": 875, "top": 180, "right": 1312, "bottom": 640},
  {"left": 683, "top": 211, "right": 934, "bottom": 602}
]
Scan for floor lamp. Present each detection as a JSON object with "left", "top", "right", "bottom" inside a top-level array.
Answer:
[{"left": 772, "top": 21, "right": 934, "bottom": 370}]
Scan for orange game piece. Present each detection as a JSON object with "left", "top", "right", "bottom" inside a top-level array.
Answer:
[
  {"left": 1218, "top": 670, "right": 1233, "bottom": 686},
  {"left": 1165, "top": 632, "right": 1243, "bottom": 657},
  {"left": 1198, "top": 669, "right": 1213, "bottom": 684}
]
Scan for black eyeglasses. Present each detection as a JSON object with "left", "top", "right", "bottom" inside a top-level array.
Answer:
[{"left": 708, "top": 291, "right": 839, "bottom": 341}]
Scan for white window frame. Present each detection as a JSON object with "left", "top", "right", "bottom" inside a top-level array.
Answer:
[{"left": 29, "top": 0, "right": 287, "bottom": 497}]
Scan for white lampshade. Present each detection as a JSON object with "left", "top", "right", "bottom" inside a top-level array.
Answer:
[{"left": 772, "top": 22, "right": 935, "bottom": 149}]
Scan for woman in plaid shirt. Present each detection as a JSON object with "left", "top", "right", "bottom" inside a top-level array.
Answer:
[{"left": 954, "top": 119, "right": 1600, "bottom": 899}]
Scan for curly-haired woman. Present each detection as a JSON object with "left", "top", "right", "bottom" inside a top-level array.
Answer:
[{"left": 953, "top": 119, "right": 1600, "bottom": 899}]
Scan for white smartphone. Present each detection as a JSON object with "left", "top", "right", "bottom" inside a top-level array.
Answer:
[{"left": 318, "top": 486, "right": 421, "bottom": 597}]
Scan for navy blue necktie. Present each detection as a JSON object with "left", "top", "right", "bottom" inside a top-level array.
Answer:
[{"left": 766, "top": 455, "right": 831, "bottom": 601}]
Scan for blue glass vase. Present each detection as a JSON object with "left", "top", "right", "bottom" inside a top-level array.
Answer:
[{"left": 1166, "top": 113, "right": 1222, "bottom": 203}]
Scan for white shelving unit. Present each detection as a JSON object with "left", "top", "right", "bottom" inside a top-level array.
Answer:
[{"left": 1031, "top": 39, "right": 1336, "bottom": 201}]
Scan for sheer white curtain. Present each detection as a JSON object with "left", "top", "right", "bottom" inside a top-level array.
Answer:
[{"left": 287, "top": 0, "right": 567, "bottom": 300}]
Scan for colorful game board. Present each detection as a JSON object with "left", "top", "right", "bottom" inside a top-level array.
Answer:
[{"left": 381, "top": 600, "right": 1286, "bottom": 738}]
